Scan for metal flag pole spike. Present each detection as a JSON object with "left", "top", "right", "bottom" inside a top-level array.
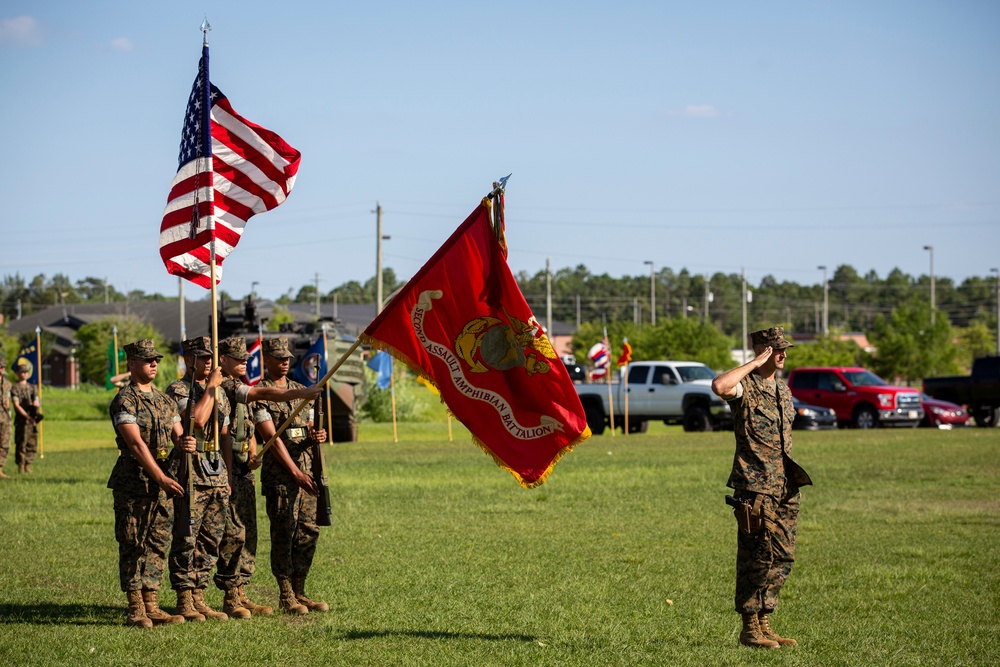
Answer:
[
  {"left": 488, "top": 173, "right": 511, "bottom": 198},
  {"left": 201, "top": 18, "right": 211, "bottom": 42}
]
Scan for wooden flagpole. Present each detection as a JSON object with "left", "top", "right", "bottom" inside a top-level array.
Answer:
[
  {"left": 390, "top": 370, "right": 398, "bottom": 443},
  {"left": 257, "top": 338, "right": 363, "bottom": 459},
  {"left": 604, "top": 327, "right": 615, "bottom": 437},
  {"left": 321, "top": 324, "right": 333, "bottom": 437},
  {"left": 35, "top": 326, "right": 43, "bottom": 459},
  {"left": 201, "top": 20, "right": 220, "bottom": 455}
]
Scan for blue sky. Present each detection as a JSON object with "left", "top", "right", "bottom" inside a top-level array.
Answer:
[{"left": 2, "top": 1, "right": 998, "bottom": 303}]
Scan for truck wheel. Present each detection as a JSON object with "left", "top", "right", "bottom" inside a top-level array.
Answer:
[
  {"left": 627, "top": 420, "right": 648, "bottom": 434},
  {"left": 683, "top": 406, "right": 712, "bottom": 432},
  {"left": 854, "top": 405, "right": 878, "bottom": 429},
  {"left": 973, "top": 406, "right": 999, "bottom": 427},
  {"left": 584, "top": 405, "right": 606, "bottom": 435}
]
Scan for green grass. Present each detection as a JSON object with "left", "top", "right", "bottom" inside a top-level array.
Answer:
[{"left": 0, "top": 421, "right": 997, "bottom": 666}]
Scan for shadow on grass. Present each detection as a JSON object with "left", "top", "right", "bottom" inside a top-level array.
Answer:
[
  {"left": 0, "top": 603, "right": 121, "bottom": 626},
  {"left": 340, "top": 628, "right": 538, "bottom": 643}
]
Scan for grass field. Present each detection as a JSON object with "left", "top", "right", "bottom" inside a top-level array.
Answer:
[{"left": 0, "top": 419, "right": 997, "bottom": 666}]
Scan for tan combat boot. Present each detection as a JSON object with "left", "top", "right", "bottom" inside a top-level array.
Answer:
[
  {"left": 277, "top": 577, "right": 308, "bottom": 615},
  {"left": 237, "top": 585, "right": 273, "bottom": 616},
  {"left": 191, "top": 588, "right": 228, "bottom": 621},
  {"left": 125, "top": 590, "right": 152, "bottom": 628},
  {"left": 142, "top": 589, "right": 185, "bottom": 626},
  {"left": 174, "top": 588, "right": 206, "bottom": 622},
  {"left": 739, "top": 612, "right": 779, "bottom": 649},
  {"left": 292, "top": 575, "right": 329, "bottom": 612},
  {"left": 758, "top": 612, "right": 797, "bottom": 646},
  {"left": 223, "top": 588, "right": 252, "bottom": 619},
  {"left": 0, "top": 469, "right": 9, "bottom": 479},
  {"left": 18, "top": 461, "right": 25, "bottom": 474}
]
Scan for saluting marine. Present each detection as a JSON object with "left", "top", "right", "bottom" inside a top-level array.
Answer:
[{"left": 712, "top": 327, "right": 813, "bottom": 649}]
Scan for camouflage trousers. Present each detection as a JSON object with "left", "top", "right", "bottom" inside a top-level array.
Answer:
[
  {"left": 0, "top": 419, "right": 10, "bottom": 470},
  {"left": 734, "top": 487, "right": 801, "bottom": 614},
  {"left": 215, "top": 474, "right": 255, "bottom": 590},
  {"left": 169, "top": 485, "right": 228, "bottom": 590},
  {"left": 14, "top": 421, "right": 37, "bottom": 466},
  {"left": 113, "top": 489, "right": 173, "bottom": 592},
  {"left": 264, "top": 484, "right": 320, "bottom": 580}
]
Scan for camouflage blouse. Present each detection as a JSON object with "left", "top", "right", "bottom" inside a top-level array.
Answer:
[
  {"left": 0, "top": 375, "right": 11, "bottom": 423},
  {"left": 254, "top": 377, "right": 315, "bottom": 490},
  {"left": 107, "top": 382, "right": 181, "bottom": 496},
  {"left": 726, "top": 372, "right": 812, "bottom": 497},
  {"left": 11, "top": 382, "right": 38, "bottom": 424},
  {"left": 166, "top": 376, "right": 231, "bottom": 489}
]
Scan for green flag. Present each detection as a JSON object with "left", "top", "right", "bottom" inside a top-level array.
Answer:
[{"left": 105, "top": 340, "right": 126, "bottom": 389}]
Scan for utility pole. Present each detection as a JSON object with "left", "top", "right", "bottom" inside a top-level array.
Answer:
[
  {"left": 374, "top": 203, "right": 389, "bottom": 314},
  {"left": 741, "top": 268, "right": 748, "bottom": 363},
  {"left": 818, "top": 265, "right": 829, "bottom": 335},
  {"left": 644, "top": 260, "right": 655, "bottom": 325},
  {"left": 575, "top": 294, "right": 581, "bottom": 329},
  {"left": 703, "top": 276, "right": 713, "bottom": 323},
  {"left": 104, "top": 277, "right": 110, "bottom": 304},
  {"left": 545, "top": 258, "right": 552, "bottom": 337},
  {"left": 314, "top": 273, "right": 321, "bottom": 318},
  {"left": 924, "top": 245, "right": 935, "bottom": 325},
  {"left": 633, "top": 297, "right": 639, "bottom": 325}
]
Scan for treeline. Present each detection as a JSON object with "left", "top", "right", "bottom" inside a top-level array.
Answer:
[{"left": 5, "top": 265, "right": 996, "bottom": 339}]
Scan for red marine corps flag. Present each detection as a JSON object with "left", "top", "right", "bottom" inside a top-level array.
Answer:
[
  {"left": 159, "top": 23, "right": 301, "bottom": 288},
  {"left": 361, "top": 180, "right": 591, "bottom": 487}
]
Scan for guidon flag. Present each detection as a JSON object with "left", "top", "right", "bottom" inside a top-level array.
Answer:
[
  {"left": 159, "top": 42, "right": 301, "bottom": 288},
  {"left": 360, "top": 193, "right": 590, "bottom": 487}
]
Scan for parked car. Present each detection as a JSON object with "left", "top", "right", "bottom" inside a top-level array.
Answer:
[
  {"left": 919, "top": 393, "right": 969, "bottom": 428},
  {"left": 923, "top": 356, "right": 1000, "bottom": 427},
  {"left": 792, "top": 397, "right": 838, "bottom": 430},
  {"left": 786, "top": 367, "right": 924, "bottom": 428}
]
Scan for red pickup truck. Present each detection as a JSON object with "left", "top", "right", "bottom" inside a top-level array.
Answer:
[{"left": 786, "top": 367, "right": 924, "bottom": 429}]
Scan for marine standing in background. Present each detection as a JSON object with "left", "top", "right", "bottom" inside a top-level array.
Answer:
[
  {"left": 254, "top": 337, "right": 329, "bottom": 616},
  {"left": 0, "top": 356, "right": 11, "bottom": 479},
  {"left": 711, "top": 327, "right": 812, "bottom": 649},
  {"left": 11, "top": 362, "right": 40, "bottom": 475},
  {"left": 108, "top": 339, "right": 195, "bottom": 628},
  {"left": 165, "top": 337, "right": 237, "bottom": 622},
  {"left": 215, "top": 336, "right": 323, "bottom": 617}
]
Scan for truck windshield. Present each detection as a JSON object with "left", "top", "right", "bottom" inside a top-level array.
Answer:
[
  {"left": 842, "top": 370, "right": 888, "bottom": 387},
  {"left": 676, "top": 365, "right": 716, "bottom": 382}
]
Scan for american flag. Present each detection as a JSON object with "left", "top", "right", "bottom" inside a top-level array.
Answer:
[
  {"left": 159, "top": 49, "right": 301, "bottom": 288},
  {"left": 588, "top": 340, "right": 610, "bottom": 379}
]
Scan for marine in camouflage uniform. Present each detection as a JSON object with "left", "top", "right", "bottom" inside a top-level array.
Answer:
[
  {"left": 712, "top": 326, "right": 812, "bottom": 649},
  {"left": 108, "top": 339, "right": 194, "bottom": 628},
  {"left": 165, "top": 337, "right": 235, "bottom": 621},
  {"left": 255, "top": 337, "right": 329, "bottom": 615},
  {"left": 11, "top": 363, "right": 40, "bottom": 474},
  {"left": 0, "top": 356, "right": 11, "bottom": 479},
  {"left": 214, "top": 336, "right": 321, "bottom": 616}
]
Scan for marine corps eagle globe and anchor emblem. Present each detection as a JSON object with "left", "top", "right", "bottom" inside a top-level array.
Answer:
[{"left": 455, "top": 309, "right": 557, "bottom": 377}]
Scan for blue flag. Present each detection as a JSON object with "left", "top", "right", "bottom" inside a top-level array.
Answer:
[
  {"left": 243, "top": 337, "right": 263, "bottom": 386},
  {"left": 292, "top": 335, "right": 326, "bottom": 386},
  {"left": 15, "top": 341, "right": 40, "bottom": 385},
  {"left": 367, "top": 351, "right": 393, "bottom": 390}
]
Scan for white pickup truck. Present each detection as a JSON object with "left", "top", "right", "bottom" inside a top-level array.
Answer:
[{"left": 576, "top": 361, "right": 732, "bottom": 434}]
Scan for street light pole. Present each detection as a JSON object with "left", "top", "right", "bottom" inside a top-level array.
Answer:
[
  {"left": 924, "top": 245, "right": 935, "bottom": 325},
  {"left": 644, "top": 260, "right": 655, "bottom": 325},
  {"left": 818, "top": 265, "right": 828, "bottom": 335}
]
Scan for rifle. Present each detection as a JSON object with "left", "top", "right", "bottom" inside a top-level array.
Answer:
[
  {"left": 24, "top": 404, "right": 44, "bottom": 423},
  {"left": 173, "top": 375, "right": 196, "bottom": 538},
  {"left": 312, "top": 384, "right": 332, "bottom": 527}
]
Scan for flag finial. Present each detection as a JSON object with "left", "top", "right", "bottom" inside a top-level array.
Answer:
[{"left": 200, "top": 17, "right": 211, "bottom": 44}]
